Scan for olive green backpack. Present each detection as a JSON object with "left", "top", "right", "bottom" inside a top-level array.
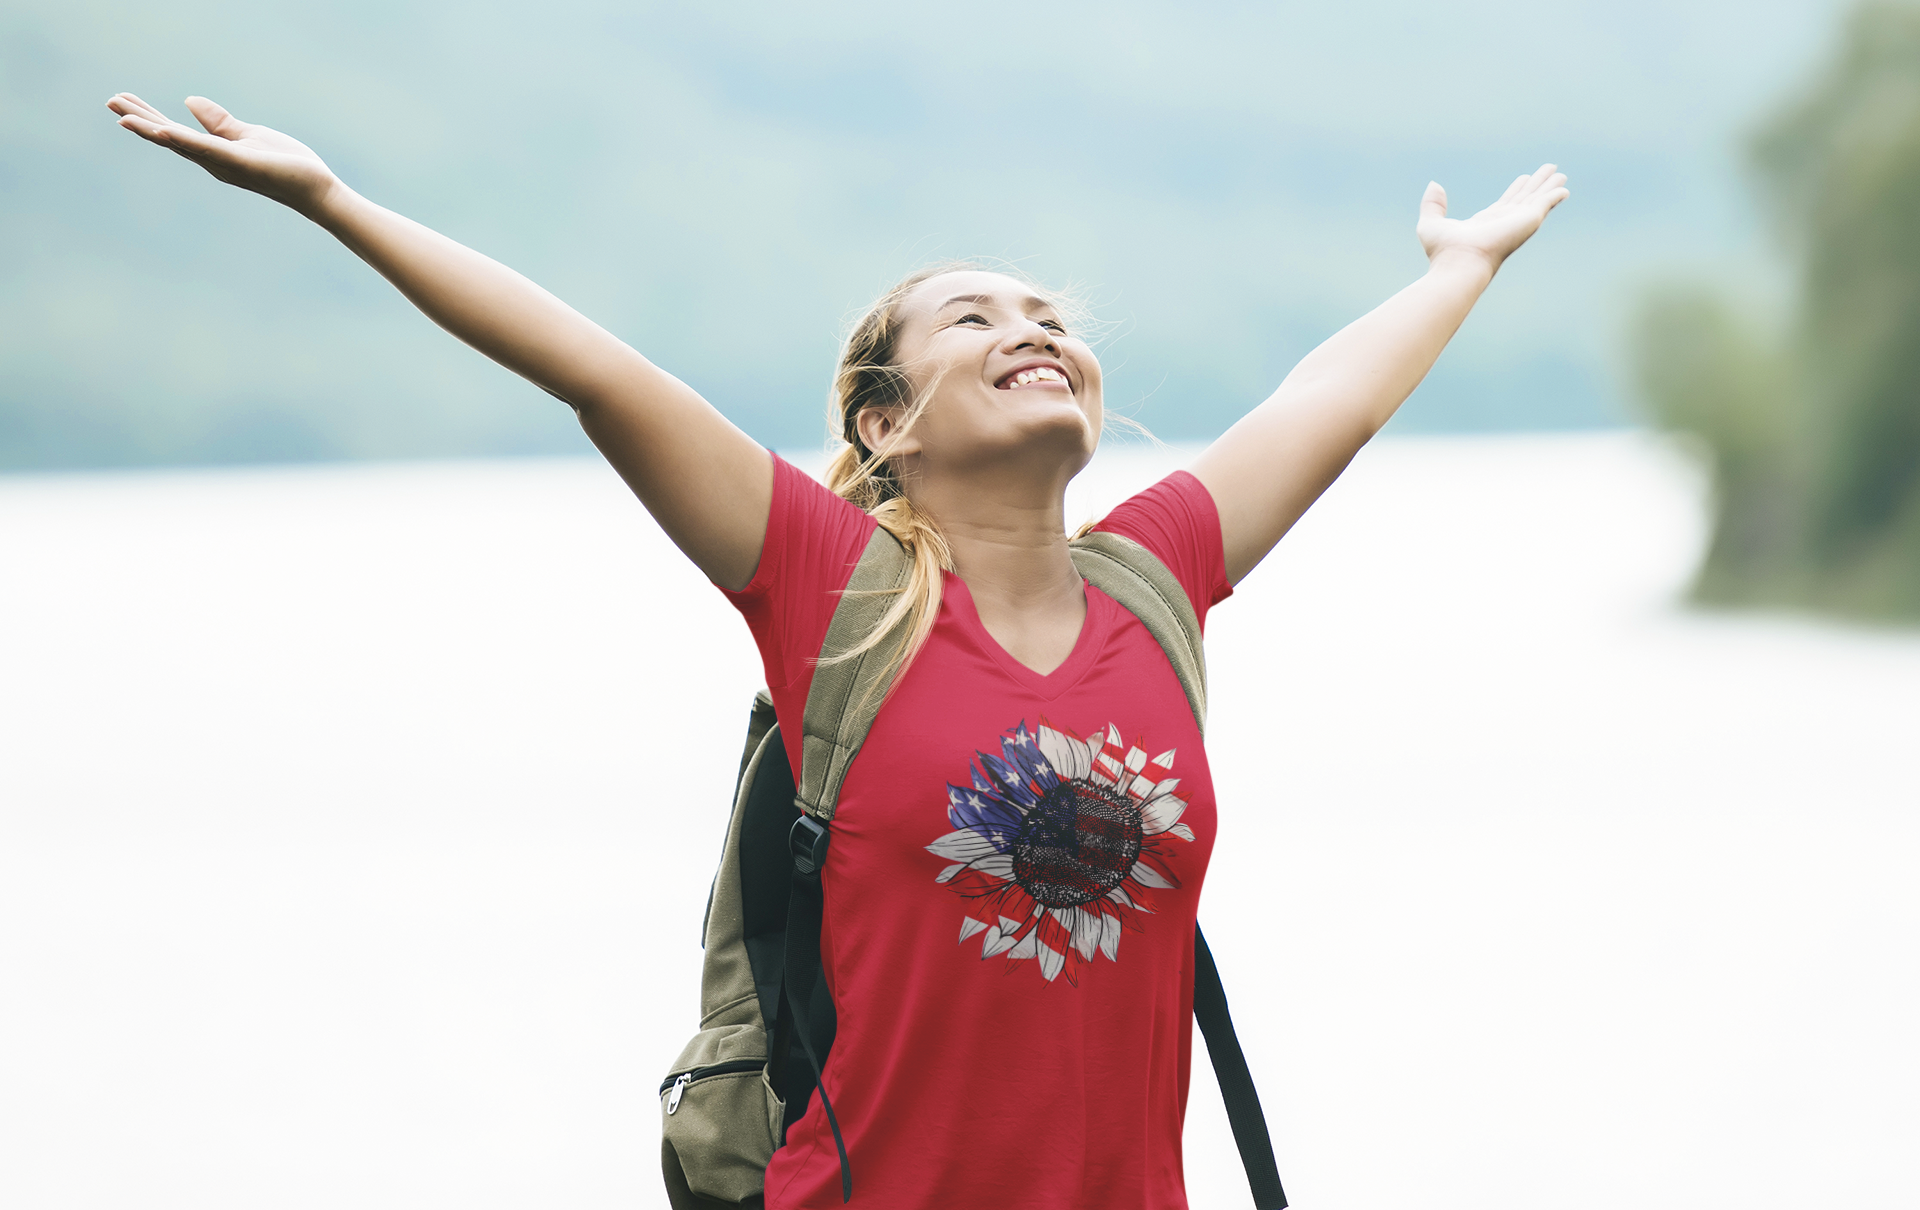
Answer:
[{"left": 660, "top": 527, "right": 1286, "bottom": 1209}]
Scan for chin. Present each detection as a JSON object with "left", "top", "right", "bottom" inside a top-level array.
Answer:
[{"left": 1013, "top": 411, "right": 1099, "bottom": 469}]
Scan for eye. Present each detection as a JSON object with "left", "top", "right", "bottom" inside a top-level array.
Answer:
[
  {"left": 1040, "top": 320, "right": 1068, "bottom": 334},
  {"left": 953, "top": 313, "right": 990, "bottom": 327}
]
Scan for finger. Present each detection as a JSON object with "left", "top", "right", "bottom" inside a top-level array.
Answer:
[
  {"left": 1528, "top": 173, "right": 1568, "bottom": 206},
  {"left": 113, "top": 111, "right": 180, "bottom": 147},
  {"left": 1526, "top": 163, "right": 1558, "bottom": 193},
  {"left": 184, "top": 96, "right": 245, "bottom": 140},
  {"left": 1497, "top": 173, "right": 1531, "bottom": 204},
  {"left": 115, "top": 111, "right": 230, "bottom": 159},
  {"left": 1420, "top": 180, "right": 1448, "bottom": 222},
  {"left": 107, "top": 93, "right": 177, "bottom": 127}
]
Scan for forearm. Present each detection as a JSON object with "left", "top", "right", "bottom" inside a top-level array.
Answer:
[
  {"left": 308, "top": 183, "right": 646, "bottom": 413},
  {"left": 1192, "top": 167, "right": 1566, "bottom": 583},
  {"left": 306, "top": 183, "right": 769, "bottom": 586},
  {"left": 1274, "top": 248, "right": 1494, "bottom": 438},
  {"left": 1193, "top": 251, "right": 1497, "bottom": 582}
]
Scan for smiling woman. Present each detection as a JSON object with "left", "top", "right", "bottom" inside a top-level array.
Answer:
[
  {"left": 815, "top": 262, "right": 1109, "bottom": 689},
  {"left": 105, "top": 89, "right": 1566, "bottom": 1210}
]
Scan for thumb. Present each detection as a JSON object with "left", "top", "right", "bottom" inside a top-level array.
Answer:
[
  {"left": 1420, "top": 181, "right": 1448, "bottom": 222},
  {"left": 184, "top": 96, "right": 242, "bottom": 139}
]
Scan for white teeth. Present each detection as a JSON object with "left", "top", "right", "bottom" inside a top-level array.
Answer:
[{"left": 1009, "top": 367, "right": 1065, "bottom": 387}]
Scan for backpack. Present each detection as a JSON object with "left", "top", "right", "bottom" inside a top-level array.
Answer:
[{"left": 659, "top": 527, "right": 1287, "bottom": 1209}]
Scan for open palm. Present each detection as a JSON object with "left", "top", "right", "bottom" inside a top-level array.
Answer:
[
  {"left": 106, "top": 94, "right": 338, "bottom": 214},
  {"left": 1417, "top": 164, "right": 1570, "bottom": 272}
]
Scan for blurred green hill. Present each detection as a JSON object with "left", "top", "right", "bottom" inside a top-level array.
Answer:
[
  {"left": 2, "top": 0, "right": 1847, "bottom": 469},
  {"left": 1635, "top": 1, "right": 1920, "bottom": 620}
]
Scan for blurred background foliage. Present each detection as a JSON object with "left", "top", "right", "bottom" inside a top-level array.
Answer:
[
  {"left": 1635, "top": 1, "right": 1920, "bottom": 621},
  {"left": 0, "top": 0, "right": 1850, "bottom": 471}
]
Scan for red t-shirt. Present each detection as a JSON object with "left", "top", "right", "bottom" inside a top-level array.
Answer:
[{"left": 722, "top": 453, "right": 1232, "bottom": 1210}]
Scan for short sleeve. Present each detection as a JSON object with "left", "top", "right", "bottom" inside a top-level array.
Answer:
[
  {"left": 719, "top": 452, "right": 878, "bottom": 693},
  {"left": 1090, "top": 469, "right": 1232, "bottom": 629}
]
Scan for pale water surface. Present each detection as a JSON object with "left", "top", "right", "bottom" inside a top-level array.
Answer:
[{"left": 2, "top": 434, "right": 1916, "bottom": 1208}]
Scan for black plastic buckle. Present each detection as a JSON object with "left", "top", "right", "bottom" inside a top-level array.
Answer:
[{"left": 789, "top": 813, "right": 830, "bottom": 879}]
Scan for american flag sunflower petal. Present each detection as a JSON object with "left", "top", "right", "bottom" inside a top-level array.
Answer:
[
  {"left": 1130, "top": 859, "right": 1177, "bottom": 889},
  {"left": 1139, "top": 791, "right": 1187, "bottom": 835},
  {"left": 1037, "top": 940, "right": 1066, "bottom": 982},
  {"left": 1036, "top": 722, "right": 1089, "bottom": 781},
  {"left": 973, "top": 853, "right": 1014, "bottom": 880},
  {"left": 1070, "top": 908, "right": 1101, "bottom": 961},
  {"left": 927, "top": 830, "right": 1002, "bottom": 861}
]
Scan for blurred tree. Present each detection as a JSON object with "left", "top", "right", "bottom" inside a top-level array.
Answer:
[{"left": 1637, "top": 1, "right": 1920, "bottom": 619}]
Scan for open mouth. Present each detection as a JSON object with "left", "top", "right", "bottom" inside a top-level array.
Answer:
[{"left": 995, "top": 364, "right": 1072, "bottom": 391}]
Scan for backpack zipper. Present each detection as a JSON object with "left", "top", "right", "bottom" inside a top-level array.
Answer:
[{"left": 659, "top": 1059, "right": 766, "bottom": 1115}]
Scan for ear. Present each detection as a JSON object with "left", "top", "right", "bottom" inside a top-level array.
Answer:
[{"left": 854, "top": 406, "right": 923, "bottom": 460}]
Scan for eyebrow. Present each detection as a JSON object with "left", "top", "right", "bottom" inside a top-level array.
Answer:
[{"left": 937, "top": 292, "right": 1056, "bottom": 312}]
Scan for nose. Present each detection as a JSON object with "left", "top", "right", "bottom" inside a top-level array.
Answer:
[{"left": 1000, "top": 316, "right": 1061, "bottom": 356}]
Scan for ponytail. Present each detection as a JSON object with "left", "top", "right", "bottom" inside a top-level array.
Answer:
[{"left": 814, "top": 262, "right": 979, "bottom": 696}]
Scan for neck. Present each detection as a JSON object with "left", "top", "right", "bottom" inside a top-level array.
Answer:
[
  {"left": 891, "top": 447, "right": 1092, "bottom": 676},
  {"left": 909, "top": 461, "right": 1079, "bottom": 591}
]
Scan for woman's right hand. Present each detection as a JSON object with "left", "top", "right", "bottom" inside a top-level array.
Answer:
[{"left": 107, "top": 94, "right": 341, "bottom": 217}]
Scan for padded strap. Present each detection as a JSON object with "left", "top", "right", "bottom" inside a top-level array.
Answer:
[
  {"left": 795, "top": 527, "right": 913, "bottom": 821},
  {"left": 1069, "top": 530, "right": 1208, "bottom": 733}
]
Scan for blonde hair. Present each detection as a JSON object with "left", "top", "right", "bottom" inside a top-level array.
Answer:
[{"left": 818, "top": 260, "right": 1081, "bottom": 694}]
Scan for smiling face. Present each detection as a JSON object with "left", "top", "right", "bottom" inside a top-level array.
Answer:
[{"left": 856, "top": 270, "right": 1105, "bottom": 486}]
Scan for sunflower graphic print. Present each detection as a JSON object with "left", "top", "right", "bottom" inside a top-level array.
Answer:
[{"left": 927, "top": 718, "right": 1197, "bottom": 986}]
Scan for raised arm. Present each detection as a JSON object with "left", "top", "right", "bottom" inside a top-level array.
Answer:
[
  {"left": 107, "top": 93, "right": 770, "bottom": 590},
  {"left": 1190, "top": 165, "right": 1570, "bottom": 584}
]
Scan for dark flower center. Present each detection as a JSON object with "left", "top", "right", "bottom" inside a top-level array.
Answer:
[{"left": 1011, "top": 780, "right": 1143, "bottom": 908}]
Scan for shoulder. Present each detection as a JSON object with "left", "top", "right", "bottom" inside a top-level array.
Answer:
[
  {"left": 726, "top": 452, "right": 877, "bottom": 604},
  {"left": 1091, "top": 470, "right": 1232, "bottom": 620}
]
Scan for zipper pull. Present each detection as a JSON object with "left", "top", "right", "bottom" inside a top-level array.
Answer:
[{"left": 666, "top": 1073, "right": 691, "bottom": 1115}]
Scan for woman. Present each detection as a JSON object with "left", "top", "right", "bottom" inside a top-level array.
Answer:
[{"left": 108, "top": 92, "right": 1568, "bottom": 1209}]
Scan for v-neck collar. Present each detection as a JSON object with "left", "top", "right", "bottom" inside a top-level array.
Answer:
[{"left": 940, "top": 572, "right": 1113, "bottom": 700}]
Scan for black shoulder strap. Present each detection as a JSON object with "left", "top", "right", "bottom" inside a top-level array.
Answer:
[
  {"left": 777, "top": 526, "right": 914, "bottom": 1204},
  {"left": 1195, "top": 926, "right": 1287, "bottom": 1208}
]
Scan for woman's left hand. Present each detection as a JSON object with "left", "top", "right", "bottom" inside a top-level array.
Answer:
[{"left": 1417, "top": 164, "right": 1570, "bottom": 274}]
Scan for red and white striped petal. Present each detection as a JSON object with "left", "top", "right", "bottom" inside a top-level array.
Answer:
[
  {"left": 1139, "top": 791, "right": 1187, "bottom": 836},
  {"left": 1129, "top": 860, "right": 1176, "bottom": 889},
  {"left": 1037, "top": 723, "right": 1092, "bottom": 781}
]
